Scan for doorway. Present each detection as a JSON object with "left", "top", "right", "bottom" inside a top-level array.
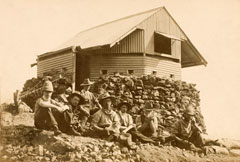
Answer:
[{"left": 75, "top": 52, "right": 90, "bottom": 91}]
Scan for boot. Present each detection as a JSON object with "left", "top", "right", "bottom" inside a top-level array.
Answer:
[
  {"left": 53, "top": 125, "right": 62, "bottom": 136},
  {"left": 68, "top": 126, "right": 81, "bottom": 136},
  {"left": 189, "top": 144, "right": 203, "bottom": 153},
  {"left": 78, "top": 126, "right": 86, "bottom": 133}
]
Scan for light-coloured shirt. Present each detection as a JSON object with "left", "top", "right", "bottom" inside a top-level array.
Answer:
[
  {"left": 80, "top": 89, "right": 97, "bottom": 108},
  {"left": 91, "top": 109, "right": 120, "bottom": 131},
  {"left": 135, "top": 110, "right": 158, "bottom": 129},
  {"left": 34, "top": 97, "right": 62, "bottom": 118},
  {"left": 173, "top": 118, "right": 198, "bottom": 138},
  {"left": 118, "top": 111, "right": 133, "bottom": 127}
]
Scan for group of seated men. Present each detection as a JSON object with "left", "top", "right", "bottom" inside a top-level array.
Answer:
[{"left": 34, "top": 78, "right": 205, "bottom": 151}]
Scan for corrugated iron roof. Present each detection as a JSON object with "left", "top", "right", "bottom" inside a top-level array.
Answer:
[
  {"left": 45, "top": 6, "right": 207, "bottom": 67},
  {"left": 56, "top": 7, "right": 161, "bottom": 50}
]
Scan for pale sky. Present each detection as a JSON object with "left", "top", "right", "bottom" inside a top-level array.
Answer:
[{"left": 0, "top": 0, "right": 240, "bottom": 139}]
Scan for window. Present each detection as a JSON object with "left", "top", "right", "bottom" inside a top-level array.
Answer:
[
  {"left": 128, "top": 70, "right": 134, "bottom": 75},
  {"left": 154, "top": 32, "right": 171, "bottom": 55},
  {"left": 152, "top": 71, "right": 157, "bottom": 75},
  {"left": 100, "top": 70, "right": 108, "bottom": 75},
  {"left": 170, "top": 74, "right": 175, "bottom": 79}
]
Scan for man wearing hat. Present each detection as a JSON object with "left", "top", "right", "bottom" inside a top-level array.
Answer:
[
  {"left": 135, "top": 102, "right": 159, "bottom": 138},
  {"left": 171, "top": 104, "right": 204, "bottom": 152},
  {"left": 79, "top": 78, "right": 102, "bottom": 128},
  {"left": 53, "top": 78, "right": 72, "bottom": 105},
  {"left": 117, "top": 100, "right": 135, "bottom": 133},
  {"left": 91, "top": 93, "right": 120, "bottom": 136},
  {"left": 91, "top": 93, "right": 134, "bottom": 148},
  {"left": 68, "top": 91, "right": 90, "bottom": 133},
  {"left": 34, "top": 81, "right": 69, "bottom": 135},
  {"left": 117, "top": 100, "right": 156, "bottom": 144}
]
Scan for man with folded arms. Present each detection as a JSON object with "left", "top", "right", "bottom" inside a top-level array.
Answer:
[{"left": 34, "top": 81, "right": 69, "bottom": 135}]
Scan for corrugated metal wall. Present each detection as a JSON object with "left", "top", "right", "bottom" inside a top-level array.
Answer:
[
  {"left": 91, "top": 29, "right": 144, "bottom": 54},
  {"left": 37, "top": 51, "right": 74, "bottom": 77},
  {"left": 88, "top": 54, "right": 181, "bottom": 81},
  {"left": 88, "top": 54, "right": 145, "bottom": 81},
  {"left": 137, "top": 8, "right": 185, "bottom": 59},
  {"left": 144, "top": 55, "right": 181, "bottom": 80}
]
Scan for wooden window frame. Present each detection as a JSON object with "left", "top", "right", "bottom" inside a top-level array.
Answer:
[
  {"left": 154, "top": 32, "right": 172, "bottom": 55},
  {"left": 100, "top": 70, "right": 108, "bottom": 75},
  {"left": 127, "top": 69, "right": 134, "bottom": 75}
]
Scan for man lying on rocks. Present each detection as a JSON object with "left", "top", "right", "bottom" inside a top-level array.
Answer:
[{"left": 166, "top": 104, "right": 205, "bottom": 153}]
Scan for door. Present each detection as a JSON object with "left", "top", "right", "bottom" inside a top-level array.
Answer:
[{"left": 75, "top": 52, "right": 90, "bottom": 91}]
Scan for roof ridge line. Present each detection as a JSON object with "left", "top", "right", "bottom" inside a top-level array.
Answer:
[{"left": 75, "top": 6, "right": 163, "bottom": 35}]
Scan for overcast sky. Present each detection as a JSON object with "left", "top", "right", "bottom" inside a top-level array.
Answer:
[{"left": 0, "top": 0, "right": 240, "bottom": 139}]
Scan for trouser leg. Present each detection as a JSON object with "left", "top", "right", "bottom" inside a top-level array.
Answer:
[
  {"left": 149, "top": 120, "right": 158, "bottom": 137},
  {"left": 138, "top": 121, "right": 149, "bottom": 133},
  {"left": 80, "top": 116, "right": 88, "bottom": 127},
  {"left": 189, "top": 131, "right": 204, "bottom": 147},
  {"left": 34, "top": 108, "right": 58, "bottom": 130},
  {"left": 130, "top": 130, "right": 155, "bottom": 143},
  {"left": 34, "top": 115, "right": 46, "bottom": 130}
]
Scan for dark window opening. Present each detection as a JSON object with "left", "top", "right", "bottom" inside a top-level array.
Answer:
[
  {"left": 154, "top": 33, "right": 171, "bottom": 55},
  {"left": 152, "top": 71, "right": 157, "bottom": 75},
  {"left": 170, "top": 74, "right": 175, "bottom": 79},
  {"left": 128, "top": 70, "right": 134, "bottom": 74},
  {"left": 101, "top": 70, "right": 108, "bottom": 75}
]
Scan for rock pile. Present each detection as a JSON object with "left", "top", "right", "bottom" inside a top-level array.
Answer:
[
  {"left": 91, "top": 74, "right": 206, "bottom": 134},
  {"left": 19, "top": 73, "right": 206, "bottom": 134},
  {"left": 19, "top": 70, "right": 72, "bottom": 109}
]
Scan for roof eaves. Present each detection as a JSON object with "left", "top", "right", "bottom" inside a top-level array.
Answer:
[
  {"left": 185, "top": 39, "right": 208, "bottom": 66},
  {"left": 182, "top": 62, "right": 205, "bottom": 68},
  {"left": 78, "top": 44, "right": 110, "bottom": 52},
  {"left": 38, "top": 46, "right": 73, "bottom": 59},
  {"left": 110, "top": 27, "right": 138, "bottom": 47}
]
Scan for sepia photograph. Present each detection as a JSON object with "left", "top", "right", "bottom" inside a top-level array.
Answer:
[{"left": 0, "top": 0, "right": 240, "bottom": 161}]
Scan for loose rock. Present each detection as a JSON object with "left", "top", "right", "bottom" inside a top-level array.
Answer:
[{"left": 121, "top": 147, "right": 129, "bottom": 154}]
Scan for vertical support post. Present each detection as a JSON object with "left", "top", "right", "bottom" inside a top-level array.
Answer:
[{"left": 72, "top": 52, "right": 76, "bottom": 91}]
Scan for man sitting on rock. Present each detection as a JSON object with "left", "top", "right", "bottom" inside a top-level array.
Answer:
[
  {"left": 68, "top": 91, "right": 90, "bottom": 133},
  {"left": 136, "top": 102, "right": 159, "bottom": 138},
  {"left": 50, "top": 79, "right": 82, "bottom": 136},
  {"left": 91, "top": 93, "right": 134, "bottom": 148},
  {"left": 117, "top": 100, "right": 156, "bottom": 144},
  {"left": 171, "top": 104, "right": 204, "bottom": 152},
  {"left": 91, "top": 93, "right": 120, "bottom": 137},
  {"left": 34, "top": 81, "right": 69, "bottom": 135}
]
